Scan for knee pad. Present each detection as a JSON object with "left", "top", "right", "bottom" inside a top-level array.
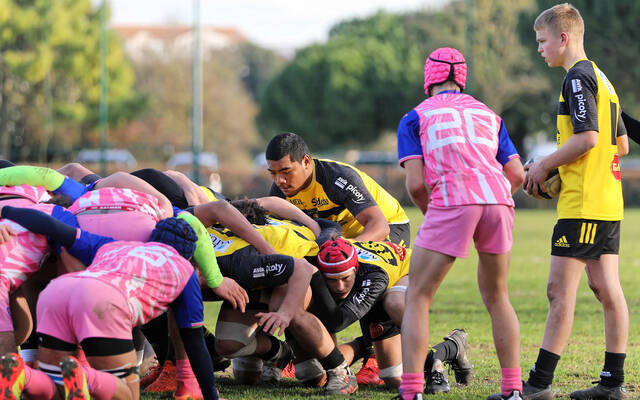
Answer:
[
  {"left": 215, "top": 321, "right": 257, "bottom": 357},
  {"left": 232, "top": 356, "right": 263, "bottom": 385},
  {"left": 379, "top": 363, "right": 403, "bottom": 379}
]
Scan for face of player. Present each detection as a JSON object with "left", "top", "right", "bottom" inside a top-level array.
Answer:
[
  {"left": 324, "top": 270, "right": 357, "bottom": 300},
  {"left": 267, "top": 154, "right": 313, "bottom": 197},
  {"left": 535, "top": 27, "right": 565, "bottom": 68}
]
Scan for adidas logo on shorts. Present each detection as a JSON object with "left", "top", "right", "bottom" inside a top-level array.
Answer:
[{"left": 554, "top": 235, "right": 570, "bottom": 248}]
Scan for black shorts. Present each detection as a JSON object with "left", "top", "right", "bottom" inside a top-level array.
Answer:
[
  {"left": 359, "top": 301, "right": 400, "bottom": 343},
  {"left": 216, "top": 246, "right": 295, "bottom": 291},
  {"left": 550, "top": 219, "right": 620, "bottom": 259},
  {"left": 388, "top": 222, "right": 411, "bottom": 247}
]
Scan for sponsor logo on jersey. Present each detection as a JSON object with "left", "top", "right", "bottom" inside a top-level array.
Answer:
[
  {"left": 354, "top": 247, "right": 380, "bottom": 262},
  {"left": 573, "top": 93, "right": 587, "bottom": 123},
  {"left": 266, "top": 263, "right": 286, "bottom": 276},
  {"left": 334, "top": 177, "right": 347, "bottom": 189},
  {"left": 554, "top": 235, "right": 570, "bottom": 248},
  {"left": 290, "top": 198, "right": 304, "bottom": 206},
  {"left": 345, "top": 184, "right": 366, "bottom": 204},
  {"left": 209, "top": 233, "right": 233, "bottom": 253},
  {"left": 311, "top": 197, "right": 329, "bottom": 207},
  {"left": 353, "top": 286, "right": 370, "bottom": 304},
  {"left": 611, "top": 154, "right": 621, "bottom": 181},
  {"left": 596, "top": 68, "right": 615, "bottom": 95},
  {"left": 253, "top": 267, "right": 265, "bottom": 278},
  {"left": 571, "top": 79, "right": 582, "bottom": 93}
]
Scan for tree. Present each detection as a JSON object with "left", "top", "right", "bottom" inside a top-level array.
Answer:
[{"left": 0, "top": 0, "right": 142, "bottom": 162}]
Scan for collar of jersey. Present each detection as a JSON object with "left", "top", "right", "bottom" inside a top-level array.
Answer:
[
  {"left": 569, "top": 58, "right": 589, "bottom": 69},
  {"left": 435, "top": 89, "right": 461, "bottom": 95}
]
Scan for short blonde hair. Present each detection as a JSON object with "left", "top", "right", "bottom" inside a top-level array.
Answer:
[{"left": 534, "top": 3, "right": 584, "bottom": 38}]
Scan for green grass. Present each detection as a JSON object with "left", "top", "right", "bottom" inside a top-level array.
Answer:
[{"left": 143, "top": 208, "right": 640, "bottom": 399}]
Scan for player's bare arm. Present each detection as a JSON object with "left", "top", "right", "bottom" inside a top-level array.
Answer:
[
  {"left": 255, "top": 196, "right": 321, "bottom": 236},
  {"left": 403, "top": 158, "right": 429, "bottom": 214},
  {"left": 616, "top": 134, "right": 629, "bottom": 157},
  {"left": 524, "top": 130, "right": 597, "bottom": 197},
  {"left": 353, "top": 205, "right": 389, "bottom": 242},
  {"left": 503, "top": 158, "right": 525, "bottom": 195}
]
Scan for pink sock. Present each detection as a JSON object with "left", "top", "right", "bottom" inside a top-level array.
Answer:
[
  {"left": 82, "top": 365, "right": 117, "bottom": 400},
  {"left": 24, "top": 365, "right": 56, "bottom": 400},
  {"left": 501, "top": 367, "right": 522, "bottom": 396},
  {"left": 400, "top": 372, "right": 424, "bottom": 400},
  {"left": 176, "top": 359, "right": 196, "bottom": 381}
]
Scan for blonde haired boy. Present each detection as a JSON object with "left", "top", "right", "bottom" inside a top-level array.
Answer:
[{"left": 523, "top": 3, "right": 629, "bottom": 400}]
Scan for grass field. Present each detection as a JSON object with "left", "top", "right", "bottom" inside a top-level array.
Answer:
[{"left": 143, "top": 208, "right": 640, "bottom": 399}]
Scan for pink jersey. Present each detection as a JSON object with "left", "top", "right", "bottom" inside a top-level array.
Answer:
[
  {"left": 0, "top": 203, "right": 55, "bottom": 292},
  {"left": 415, "top": 93, "right": 514, "bottom": 207},
  {"left": 68, "top": 187, "right": 163, "bottom": 221},
  {"left": 75, "top": 241, "right": 194, "bottom": 327},
  {"left": 0, "top": 185, "right": 51, "bottom": 204}
]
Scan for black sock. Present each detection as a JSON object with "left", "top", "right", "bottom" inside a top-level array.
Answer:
[
  {"left": 425, "top": 340, "right": 458, "bottom": 371},
  {"left": 203, "top": 328, "right": 220, "bottom": 358},
  {"left": 260, "top": 336, "right": 284, "bottom": 362},
  {"left": 600, "top": 352, "right": 625, "bottom": 387},
  {"left": 528, "top": 348, "right": 560, "bottom": 388},
  {"left": 319, "top": 347, "right": 345, "bottom": 371},
  {"left": 165, "top": 340, "right": 176, "bottom": 364}
]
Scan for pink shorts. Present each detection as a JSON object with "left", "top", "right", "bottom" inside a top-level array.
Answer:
[
  {"left": 37, "top": 276, "right": 132, "bottom": 345},
  {"left": 76, "top": 211, "right": 156, "bottom": 242},
  {"left": 0, "top": 279, "right": 11, "bottom": 332},
  {"left": 414, "top": 204, "right": 514, "bottom": 258}
]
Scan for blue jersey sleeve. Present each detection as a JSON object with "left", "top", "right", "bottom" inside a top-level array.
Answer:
[
  {"left": 495, "top": 120, "right": 520, "bottom": 166},
  {"left": 52, "top": 177, "right": 91, "bottom": 201},
  {"left": 51, "top": 205, "right": 80, "bottom": 228},
  {"left": 66, "top": 230, "right": 115, "bottom": 265},
  {"left": 171, "top": 271, "right": 204, "bottom": 329},
  {"left": 397, "top": 109, "right": 423, "bottom": 167}
]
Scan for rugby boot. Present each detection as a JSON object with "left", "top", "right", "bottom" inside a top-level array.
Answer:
[
  {"left": 0, "top": 353, "right": 26, "bottom": 400},
  {"left": 145, "top": 359, "right": 177, "bottom": 393},
  {"left": 324, "top": 362, "right": 358, "bottom": 395},
  {"left": 425, "top": 358, "right": 450, "bottom": 394},
  {"left": 140, "top": 362, "right": 163, "bottom": 388},
  {"left": 488, "top": 381, "right": 553, "bottom": 400},
  {"left": 174, "top": 377, "right": 204, "bottom": 400},
  {"left": 355, "top": 354, "right": 384, "bottom": 385},
  {"left": 281, "top": 361, "right": 296, "bottom": 378},
  {"left": 261, "top": 340, "right": 295, "bottom": 385},
  {"left": 570, "top": 381, "right": 627, "bottom": 399},
  {"left": 443, "top": 328, "right": 473, "bottom": 385},
  {"left": 487, "top": 390, "right": 524, "bottom": 400},
  {"left": 60, "top": 356, "right": 91, "bottom": 400}
]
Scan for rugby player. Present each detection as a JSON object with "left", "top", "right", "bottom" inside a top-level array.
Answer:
[
  {"left": 396, "top": 47, "right": 525, "bottom": 400},
  {"left": 523, "top": 4, "right": 629, "bottom": 399},
  {"left": 310, "top": 237, "right": 473, "bottom": 393},
  {"left": 265, "top": 132, "right": 410, "bottom": 245}
]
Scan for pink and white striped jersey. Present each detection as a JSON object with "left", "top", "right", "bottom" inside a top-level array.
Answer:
[
  {"left": 413, "top": 93, "right": 515, "bottom": 207},
  {"left": 0, "top": 202, "right": 55, "bottom": 292},
  {"left": 68, "top": 187, "right": 163, "bottom": 221},
  {"left": 0, "top": 184, "right": 51, "bottom": 204},
  {"left": 75, "top": 241, "right": 194, "bottom": 327}
]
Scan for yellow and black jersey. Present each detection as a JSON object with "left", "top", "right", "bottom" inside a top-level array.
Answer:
[
  {"left": 269, "top": 158, "right": 408, "bottom": 238},
  {"left": 348, "top": 239, "right": 411, "bottom": 289},
  {"left": 556, "top": 59, "right": 626, "bottom": 221},
  {"left": 207, "top": 216, "right": 318, "bottom": 258},
  {"left": 199, "top": 186, "right": 228, "bottom": 202}
]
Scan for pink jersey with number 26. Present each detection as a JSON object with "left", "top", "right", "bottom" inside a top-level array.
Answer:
[{"left": 415, "top": 93, "right": 514, "bottom": 207}]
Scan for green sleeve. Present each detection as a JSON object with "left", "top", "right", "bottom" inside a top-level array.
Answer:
[
  {"left": 176, "top": 212, "right": 223, "bottom": 288},
  {"left": 0, "top": 166, "right": 65, "bottom": 191}
]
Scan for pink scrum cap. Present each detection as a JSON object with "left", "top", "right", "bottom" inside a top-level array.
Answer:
[{"left": 423, "top": 47, "right": 467, "bottom": 95}]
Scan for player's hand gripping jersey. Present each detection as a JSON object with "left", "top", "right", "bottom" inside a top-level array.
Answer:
[
  {"left": 556, "top": 60, "right": 626, "bottom": 220},
  {"left": 398, "top": 91, "right": 520, "bottom": 207},
  {"left": 269, "top": 158, "right": 408, "bottom": 238}
]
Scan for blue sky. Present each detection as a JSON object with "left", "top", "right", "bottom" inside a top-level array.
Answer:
[{"left": 104, "top": 0, "right": 450, "bottom": 51}]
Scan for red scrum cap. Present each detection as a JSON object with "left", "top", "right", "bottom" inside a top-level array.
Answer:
[{"left": 317, "top": 238, "right": 359, "bottom": 276}]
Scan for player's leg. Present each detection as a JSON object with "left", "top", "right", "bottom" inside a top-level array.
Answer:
[
  {"left": 569, "top": 253, "right": 628, "bottom": 399},
  {"left": 372, "top": 335, "right": 402, "bottom": 389},
  {"left": 382, "top": 275, "right": 408, "bottom": 327}
]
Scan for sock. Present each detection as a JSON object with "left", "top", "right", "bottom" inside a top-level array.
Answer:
[
  {"left": 425, "top": 340, "right": 457, "bottom": 372},
  {"left": 175, "top": 359, "right": 202, "bottom": 396},
  {"left": 318, "top": 347, "right": 345, "bottom": 371},
  {"left": 260, "top": 336, "right": 284, "bottom": 363},
  {"left": 23, "top": 365, "right": 57, "bottom": 400},
  {"left": 600, "top": 352, "right": 625, "bottom": 387},
  {"left": 82, "top": 365, "right": 117, "bottom": 400},
  {"left": 501, "top": 368, "right": 522, "bottom": 396},
  {"left": 76, "top": 348, "right": 90, "bottom": 367},
  {"left": 19, "top": 349, "right": 37, "bottom": 364},
  {"left": 165, "top": 340, "right": 176, "bottom": 364},
  {"left": 399, "top": 372, "right": 424, "bottom": 400},
  {"left": 176, "top": 359, "right": 196, "bottom": 381},
  {"left": 528, "top": 348, "right": 560, "bottom": 388}
]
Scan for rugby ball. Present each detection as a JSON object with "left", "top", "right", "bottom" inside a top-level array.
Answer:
[{"left": 524, "top": 157, "right": 561, "bottom": 200}]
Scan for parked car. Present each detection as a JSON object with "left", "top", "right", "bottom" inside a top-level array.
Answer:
[{"left": 76, "top": 149, "right": 138, "bottom": 173}]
